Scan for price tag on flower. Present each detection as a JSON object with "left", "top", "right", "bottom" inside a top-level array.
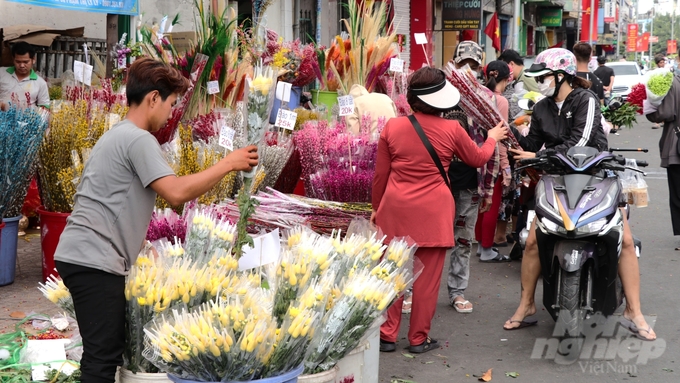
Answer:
[
  {"left": 207, "top": 81, "right": 220, "bottom": 95},
  {"left": 218, "top": 123, "right": 235, "bottom": 151},
  {"left": 275, "top": 109, "right": 298, "bottom": 130},
  {"left": 337, "top": 95, "right": 355, "bottom": 116},
  {"left": 390, "top": 58, "right": 404, "bottom": 73}
]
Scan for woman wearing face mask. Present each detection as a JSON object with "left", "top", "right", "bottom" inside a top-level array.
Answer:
[{"left": 504, "top": 49, "right": 656, "bottom": 341}]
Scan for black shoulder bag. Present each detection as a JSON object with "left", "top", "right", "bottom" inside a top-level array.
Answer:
[{"left": 408, "top": 114, "right": 453, "bottom": 194}]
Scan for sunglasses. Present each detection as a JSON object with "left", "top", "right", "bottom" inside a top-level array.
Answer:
[{"left": 535, "top": 74, "right": 554, "bottom": 84}]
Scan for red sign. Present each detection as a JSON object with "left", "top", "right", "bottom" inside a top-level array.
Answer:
[
  {"left": 639, "top": 32, "right": 650, "bottom": 52},
  {"left": 650, "top": 35, "right": 659, "bottom": 43},
  {"left": 580, "top": 0, "right": 600, "bottom": 43},
  {"left": 669, "top": 40, "right": 678, "bottom": 54},
  {"left": 627, "top": 24, "right": 638, "bottom": 52}
]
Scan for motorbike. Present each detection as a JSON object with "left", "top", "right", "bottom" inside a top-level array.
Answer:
[{"left": 514, "top": 146, "right": 647, "bottom": 337}]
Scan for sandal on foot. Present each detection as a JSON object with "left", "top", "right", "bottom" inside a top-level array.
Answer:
[
  {"left": 503, "top": 317, "right": 538, "bottom": 330},
  {"left": 402, "top": 301, "right": 412, "bottom": 314},
  {"left": 380, "top": 339, "right": 396, "bottom": 352},
  {"left": 493, "top": 241, "right": 509, "bottom": 247},
  {"left": 620, "top": 317, "right": 656, "bottom": 341},
  {"left": 408, "top": 337, "right": 439, "bottom": 354},
  {"left": 452, "top": 299, "right": 473, "bottom": 313},
  {"left": 480, "top": 254, "right": 511, "bottom": 263}
]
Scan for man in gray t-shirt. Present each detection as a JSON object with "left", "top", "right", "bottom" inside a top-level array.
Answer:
[
  {"left": 54, "top": 58, "right": 259, "bottom": 383},
  {"left": 55, "top": 120, "right": 175, "bottom": 274}
]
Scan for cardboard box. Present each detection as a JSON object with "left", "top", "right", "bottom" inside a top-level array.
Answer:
[{"left": 168, "top": 31, "right": 197, "bottom": 53}]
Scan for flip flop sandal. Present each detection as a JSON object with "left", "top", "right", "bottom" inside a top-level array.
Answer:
[
  {"left": 479, "top": 254, "right": 511, "bottom": 263},
  {"left": 408, "top": 337, "right": 439, "bottom": 354},
  {"left": 503, "top": 318, "right": 538, "bottom": 330},
  {"left": 380, "top": 339, "right": 397, "bottom": 352},
  {"left": 476, "top": 247, "right": 499, "bottom": 257},
  {"left": 452, "top": 299, "right": 473, "bottom": 313},
  {"left": 620, "top": 317, "right": 656, "bottom": 341},
  {"left": 493, "top": 241, "right": 509, "bottom": 247}
]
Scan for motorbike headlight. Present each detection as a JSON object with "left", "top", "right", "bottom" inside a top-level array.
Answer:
[
  {"left": 535, "top": 180, "right": 563, "bottom": 223},
  {"left": 541, "top": 217, "right": 567, "bottom": 234},
  {"left": 576, "top": 217, "right": 608, "bottom": 234},
  {"left": 578, "top": 182, "right": 619, "bottom": 223}
]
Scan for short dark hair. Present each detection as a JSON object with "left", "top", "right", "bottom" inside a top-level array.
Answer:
[
  {"left": 499, "top": 49, "right": 523, "bottom": 65},
  {"left": 126, "top": 58, "right": 190, "bottom": 106},
  {"left": 11, "top": 41, "right": 36, "bottom": 59},
  {"left": 654, "top": 54, "right": 665, "bottom": 65},
  {"left": 572, "top": 42, "right": 593, "bottom": 63},
  {"left": 407, "top": 67, "right": 448, "bottom": 115}
]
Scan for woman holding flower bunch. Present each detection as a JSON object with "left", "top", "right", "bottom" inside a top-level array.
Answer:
[
  {"left": 372, "top": 67, "right": 508, "bottom": 354},
  {"left": 53, "top": 58, "right": 259, "bottom": 383}
]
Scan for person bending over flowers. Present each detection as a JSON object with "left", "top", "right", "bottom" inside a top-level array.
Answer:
[{"left": 54, "top": 58, "right": 259, "bottom": 383}]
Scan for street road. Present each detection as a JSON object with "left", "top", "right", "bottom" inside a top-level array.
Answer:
[{"left": 378, "top": 118, "right": 679, "bottom": 382}]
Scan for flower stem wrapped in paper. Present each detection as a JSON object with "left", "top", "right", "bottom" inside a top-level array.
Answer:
[
  {"left": 643, "top": 68, "right": 673, "bottom": 107},
  {"left": 443, "top": 63, "right": 521, "bottom": 149},
  {"left": 234, "top": 63, "right": 277, "bottom": 257}
]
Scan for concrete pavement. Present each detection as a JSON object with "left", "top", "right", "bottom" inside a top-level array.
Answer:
[{"left": 378, "top": 119, "right": 680, "bottom": 382}]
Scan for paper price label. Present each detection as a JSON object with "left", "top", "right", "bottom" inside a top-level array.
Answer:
[
  {"left": 73, "top": 60, "right": 93, "bottom": 86},
  {"left": 218, "top": 124, "right": 235, "bottom": 150},
  {"left": 207, "top": 81, "right": 220, "bottom": 95},
  {"left": 337, "top": 95, "right": 355, "bottom": 116},
  {"left": 275, "top": 109, "right": 298, "bottom": 130},
  {"left": 390, "top": 58, "right": 404, "bottom": 73}
]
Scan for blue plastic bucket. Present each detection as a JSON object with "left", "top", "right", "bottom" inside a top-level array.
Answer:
[
  {"left": 0, "top": 216, "right": 21, "bottom": 286},
  {"left": 168, "top": 365, "right": 304, "bottom": 383}
]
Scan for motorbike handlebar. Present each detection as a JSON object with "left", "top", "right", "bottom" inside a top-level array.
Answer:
[{"left": 609, "top": 148, "right": 649, "bottom": 153}]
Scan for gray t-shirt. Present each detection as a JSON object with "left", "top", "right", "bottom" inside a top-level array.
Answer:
[{"left": 54, "top": 120, "right": 175, "bottom": 275}]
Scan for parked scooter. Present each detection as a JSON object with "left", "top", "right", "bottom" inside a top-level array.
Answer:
[{"left": 514, "top": 147, "right": 647, "bottom": 338}]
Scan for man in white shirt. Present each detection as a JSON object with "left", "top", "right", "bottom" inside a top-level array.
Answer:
[{"left": 0, "top": 41, "right": 50, "bottom": 110}]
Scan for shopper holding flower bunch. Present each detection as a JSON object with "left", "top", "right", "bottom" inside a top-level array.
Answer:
[
  {"left": 372, "top": 67, "right": 508, "bottom": 354},
  {"left": 53, "top": 58, "right": 259, "bottom": 383}
]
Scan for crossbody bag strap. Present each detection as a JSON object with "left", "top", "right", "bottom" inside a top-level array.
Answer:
[{"left": 407, "top": 114, "right": 452, "bottom": 191}]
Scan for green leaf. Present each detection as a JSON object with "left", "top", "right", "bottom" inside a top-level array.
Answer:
[
  {"left": 402, "top": 353, "right": 416, "bottom": 358},
  {"left": 391, "top": 379, "right": 418, "bottom": 383},
  {"left": 506, "top": 371, "right": 520, "bottom": 378},
  {"left": 662, "top": 368, "right": 674, "bottom": 372}
]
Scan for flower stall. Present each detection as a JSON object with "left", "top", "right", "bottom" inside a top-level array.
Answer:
[{"left": 0, "top": 0, "right": 426, "bottom": 380}]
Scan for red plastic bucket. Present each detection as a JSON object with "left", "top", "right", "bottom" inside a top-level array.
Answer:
[{"left": 37, "top": 207, "right": 70, "bottom": 282}]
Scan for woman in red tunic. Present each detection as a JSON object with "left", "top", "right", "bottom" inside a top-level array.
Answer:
[{"left": 372, "top": 67, "right": 508, "bottom": 353}]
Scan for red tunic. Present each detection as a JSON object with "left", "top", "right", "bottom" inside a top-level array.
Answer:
[{"left": 372, "top": 113, "right": 497, "bottom": 247}]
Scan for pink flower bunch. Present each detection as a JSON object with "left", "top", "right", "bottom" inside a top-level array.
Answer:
[
  {"left": 146, "top": 208, "right": 188, "bottom": 244},
  {"left": 294, "top": 120, "right": 378, "bottom": 202}
]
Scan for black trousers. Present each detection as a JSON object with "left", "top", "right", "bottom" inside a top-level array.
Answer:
[
  {"left": 667, "top": 165, "right": 680, "bottom": 235},
  {"left": 56, "top": 261, "right": 125, "bottom": 383}
]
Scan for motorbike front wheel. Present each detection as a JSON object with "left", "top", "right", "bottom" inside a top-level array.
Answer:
[{"left": 556, "top": 265, "right": 592, "bottom": 338}]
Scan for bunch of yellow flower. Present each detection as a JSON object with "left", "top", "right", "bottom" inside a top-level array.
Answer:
[
  {"left": 39, "top": 100, "right": 127, "bottom": 212},
  {"left": 38, "top": 275, "right": 75, "bottom": 318},
  {"left": 156, "top": 124, "right": 237, "bottom": 210}
]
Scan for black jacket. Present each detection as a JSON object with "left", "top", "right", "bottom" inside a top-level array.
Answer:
[{"left": 514, "top": 87, "right": 608, "bottom": 155}]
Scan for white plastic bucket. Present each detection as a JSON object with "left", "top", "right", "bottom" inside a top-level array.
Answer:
[
  {"left": 297, "top": 366, "right": 338, "bottom": 383},
  {"left": 119, "top": 368, "right": 173, "bottom": 383},
  {"left": 334, "top": 324, "right": 379, "bottom": 383}
]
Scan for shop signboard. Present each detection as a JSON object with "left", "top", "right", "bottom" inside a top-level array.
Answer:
[
  {"left": 539, "top": 9, "right": 563, "bottom": 27},
  {"left": 442, "top": 0, "right": 482, "bottom": 30},
  {"left": 6, "top": 0, "right": 139, "bottom": 15}
]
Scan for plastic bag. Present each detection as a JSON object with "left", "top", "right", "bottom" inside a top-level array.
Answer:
[
  {"left": 643, "top": 68, "right": 673, "bottom": 106},
  {"left": 620, "top": 159, "right": 649, "bottom": 208}
]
